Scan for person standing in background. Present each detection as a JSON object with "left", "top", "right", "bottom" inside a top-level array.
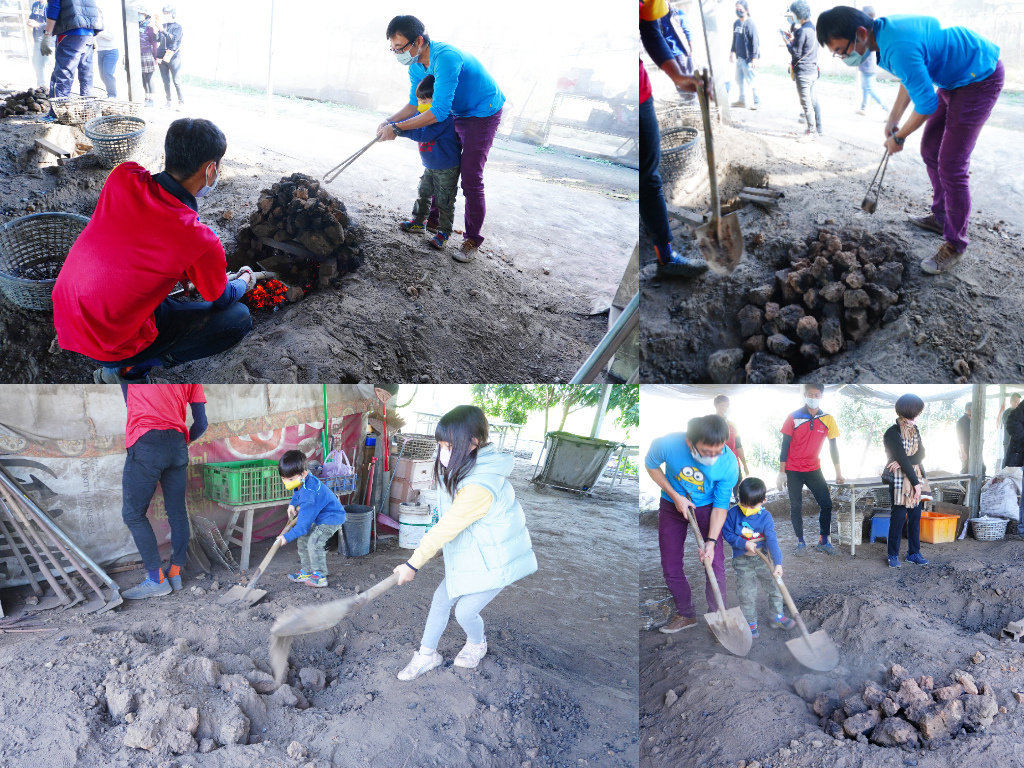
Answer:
[
  {"left": 956, "top": 402, "right": 973, "bottom": 474},
  {"left": 730, "top": 0, "right": 760, "bottom": 109},
  {"left": 41, "top": 0, "right": 103, "bottom": 122},
  {"left": 93, "top": 0, "right": 121, "bottom": 98},
  {"left": 658, "top": 5, "right": 695, "bottom": 102},
  {"left": 138, "top": 6, "right": 158, "bottom": 107},
  {"left": 157, "top": 5, "right": 183, "bottom": 110},
  {"left": 785, "top": 1, "right": 822, "bottom": 139},
  {"left": 713, "top": 394, "right": 749, "bottom": 478},
  {"left": 28, "top": 0, "right": 53, "bottom": 89},
  {"left": 855, "top": 6, "right": 887, "bottom": 115}
]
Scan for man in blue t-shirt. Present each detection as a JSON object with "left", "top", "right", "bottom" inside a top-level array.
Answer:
[
  {"left": 645, "top": 414, "right": 739, "bottom": 634},
  {"left": 378, "top": 15, "right": 504, "bottom": 266},
  {"left": 816, "top": 7, "right": 1004, "bottom": 276}
]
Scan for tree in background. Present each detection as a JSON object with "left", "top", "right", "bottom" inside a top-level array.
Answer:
[{"left": 471, "top": 385, "right": 639, "bottom": 437}]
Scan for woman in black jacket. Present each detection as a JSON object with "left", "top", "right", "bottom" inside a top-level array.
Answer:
[
  {"left": 784, "top": 1, "right": 822, "bottom": 137},
  {"left": 882, "top": 394, "right": 930, "bottom": 569}
]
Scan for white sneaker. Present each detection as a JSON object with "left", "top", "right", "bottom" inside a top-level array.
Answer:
[
  {"left": 397, "top": 651, "right": 442, "bottom": 681},
  {"left": 453, "top": 640, "right": 488, "bottom": 669}
]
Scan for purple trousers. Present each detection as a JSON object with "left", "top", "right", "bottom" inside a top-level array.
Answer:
[
  {"left": 920, "top": 60, "right": 1004, "bottom": 253},
  {"left": 658, "top": 498, "right": 728, "bottom": 618},
  {"left": 429, "top": 109, "right": 502, "bottom": 245}
]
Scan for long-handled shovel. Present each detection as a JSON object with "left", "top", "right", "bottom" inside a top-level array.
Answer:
[
  {"left": 324, "top": 136, "right": 379, "bottom": 183},
  {"left": 694, "top": 68, "right": 744, "bottom": 274},
  {"left": 753, "top": 548, "right": 839, "bottom": 671},
  {"left": 684, "top": 505, "right": 752, "bottom": 656},
  {"left": 218, "top": 518, "right": 297, "bottom": 607},
  {"left": 268, "top": 574, "right": 399, "bottom": 683}
]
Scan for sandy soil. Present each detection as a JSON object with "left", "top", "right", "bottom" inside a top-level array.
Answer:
[
  {"left": 640, "top": 72, "right": 1024, "bottom": 383},
  {"left": 0, "top": 458, "right": 638, "bottom": 768},
  {"left": 0, "top": 81, "right": 638, "bottom": 384},
  {"left": 640, "top": 493, "right": 1024, "bottom": 768}
]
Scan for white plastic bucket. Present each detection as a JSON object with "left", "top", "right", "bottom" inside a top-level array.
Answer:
[
  {"left": 399, "top": 502, "right": 433, "bottom": 549},
  {"left": 418, "top": 488, "right": 440, "bottom": 524}
]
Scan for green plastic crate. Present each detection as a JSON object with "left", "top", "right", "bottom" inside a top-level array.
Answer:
[{"left": 203, "top": 460, "right": 291, "bottom": 506}]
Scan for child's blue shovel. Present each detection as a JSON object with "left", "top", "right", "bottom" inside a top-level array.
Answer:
[{"left": 754, "top": 547, "right": 839, "bottom": 671}]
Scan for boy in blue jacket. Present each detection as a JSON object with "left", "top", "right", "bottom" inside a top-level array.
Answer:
[
  {"left": 722, "top": 477, "right": 797, "bottom": 638},
  {"left": 275, "top": 450, "right": 346, "bottom": 588},
  {"left": 392, "top": 74, "right": 462, "bottom": 251}
]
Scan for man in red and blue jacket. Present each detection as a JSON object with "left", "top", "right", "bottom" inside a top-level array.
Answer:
[{"left": 640, "top": 0, "right": 711, "bottom": 278}]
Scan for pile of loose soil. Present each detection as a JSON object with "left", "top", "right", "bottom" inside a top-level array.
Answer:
[
  {"left": 708, "top": 227, "right": 908, "bottom": 384},
  {"left": 0, "top": 459, "right": 638, "bottom": 768},
  {"left": 640, "top": 503, "right": 1024, "bottom": 768}
]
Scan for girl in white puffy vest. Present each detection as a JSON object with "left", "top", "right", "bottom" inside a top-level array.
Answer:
[{"left": 393, "top": 405, "right": 538, "bottom": 681}]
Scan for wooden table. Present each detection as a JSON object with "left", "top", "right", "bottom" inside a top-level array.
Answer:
[
  {"left": 826, "top": 472, "right": 975, "bottom": 556},
  {"left": 216, "top": 500, "right": 287, "bottom": 571}
]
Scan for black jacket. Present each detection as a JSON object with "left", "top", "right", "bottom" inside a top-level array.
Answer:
[
  {"left": 787, "top": 21, "right": 817, "bottom": 77},
  {"left": 731, "top": 18, "right": 759, "bottom": 62},
  {"left": 1005, "top": 405, "right": 1024, "bottom": 467},
  {"left": 54, "top": 0, "right": 103, "bottom": 36},
  {"left": 883, "top": 423, "right": 925, "bottom": 488}
]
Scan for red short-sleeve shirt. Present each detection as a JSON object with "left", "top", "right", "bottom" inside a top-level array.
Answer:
[
  {"left": 125, "top": 384, "right": 207, "bottom": 448},
  {"left": 53, "top": 163, "right": 228, "bottom": 362}
]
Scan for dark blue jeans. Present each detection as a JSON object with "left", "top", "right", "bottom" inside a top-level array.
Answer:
[
  {"left": 786, "top": 468, "right": 833, "bottom": 539},
  {"left": 888, "top": 503, "right": 921, "bottom": 558},
  {"left": 97, "top": 298, "right": 252, "bottom": 369},
  {"left": 122, "top": 429, "right": 189, "bottom": 571},
  {"left": 50, "top": 34, "right": 94, "bottom": 99},
  {"left": 639, "top": 97, "right": 672, "bottom": 253},
  {"left": 96, "top": 48, "right": 118, "bottom": 98}
]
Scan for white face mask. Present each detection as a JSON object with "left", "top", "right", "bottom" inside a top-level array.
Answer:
[
  {"left": 395, "top": 40, "right": 418, "bottom": 66},
  {"left": 805, "top": 397, "right": 821, "bottom": 410},
  {"left": 438, "top": 446, "right": 452, "bottom": 467},
  {"left": 195, "top": 163, "right": 218, "bottom": 198}
]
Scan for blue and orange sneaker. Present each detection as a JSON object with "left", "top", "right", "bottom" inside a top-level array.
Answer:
[
  {"left": 771, "top": 614, "right": 797, "bottom": 630},
  {"left": 398, "top": 220, "right": 426, "bottom": 233},
  {"left": 288, "top": 569, "right": 312, "bottom": 584},
  {"left": 305, "top": 571, "right": 328, "bottom": 588},
  {"left": 428, "top": 231, "right": 450, "bottom": 250}
]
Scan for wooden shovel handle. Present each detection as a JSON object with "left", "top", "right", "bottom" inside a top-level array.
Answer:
[
  {"left": 253, "top": 517, "right": 298, "bottom": 573},
  {"left": 753, "top": 548, "right": 812, "bottom": 637},
  {"left": 684, "top": 505, "right": 729, "bottom": 616},
  {"left": 695, "top": 68, "right": 721, "bottom": 224}
]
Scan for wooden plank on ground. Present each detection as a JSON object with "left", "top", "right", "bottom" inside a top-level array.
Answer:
[{"left": 34, "top": 138, "right": 71, "bottom": 158}]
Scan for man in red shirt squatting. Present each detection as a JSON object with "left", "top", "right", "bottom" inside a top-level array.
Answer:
[
  {"left": 52, "top": 118, "right": 254, "bottom": 383},
  {"left": 778, "top": 384, "right": 844, "bottom": 556},
  {"left": 120, "top": 384, "right": 207, "bottom": 599}
]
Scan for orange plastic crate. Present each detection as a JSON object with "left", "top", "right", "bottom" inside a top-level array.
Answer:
[{"left": 920, "top": 511, "right": 958, "bottom": 544}]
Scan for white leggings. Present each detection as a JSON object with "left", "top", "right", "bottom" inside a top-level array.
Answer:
[{"left": 420, "top": 577, "right": 503, "bottom": 649}]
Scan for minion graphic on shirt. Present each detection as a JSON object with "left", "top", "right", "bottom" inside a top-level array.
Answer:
[{"left": 674, "top": 465, "right": 705, "bottom": 494}]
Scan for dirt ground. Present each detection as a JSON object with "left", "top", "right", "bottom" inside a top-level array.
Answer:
[
  {"left": 640, "top": 72, "right": 1024, "bottom": 383},
  {"left": 640, "top": 492, "right": 1024, "bottom": 768},
  {"left": 0, "top": 458, "right": 638, "bottom": 768},
  {"left": 0, "top": 81, "right": 638, "bottom": 384}
]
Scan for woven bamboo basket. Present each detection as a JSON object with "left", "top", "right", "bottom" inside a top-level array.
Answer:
[{"left": 0, "top": 213, "right": 89, "bottom": 311}]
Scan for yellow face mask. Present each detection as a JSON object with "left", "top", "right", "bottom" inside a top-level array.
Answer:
[
  {"left": 282, "top": 476, "right": 303, "bottom": 491},
  {"left": 739, "top": 504, "right": 761, "bottom": 517},
  {"left": 417, "top": 103, "right": 431, "bottom": 113}
]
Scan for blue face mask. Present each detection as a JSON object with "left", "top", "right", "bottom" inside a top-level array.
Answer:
[
  {"left": 195, "top": 164, "right": 218, "bottom": 198},
  {"left": 395, "top": 40, "right": 419, "bottom": 67},
  {"left": 841, "top": 35, "right": 867, "bottom": 67}
]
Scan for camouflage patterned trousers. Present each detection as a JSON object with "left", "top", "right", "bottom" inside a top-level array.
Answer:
[
  {"left": 411, "top": 165, "right": 461, "bottom": 235},
  {"left": 732, "top": 554, "right": 783, "bottom": 624},
  {"left": 297, "top": 523, "right": 341, "bottom": 575}
]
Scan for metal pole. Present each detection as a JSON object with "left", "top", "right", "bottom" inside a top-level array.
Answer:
[
  {"left": 590, "top": 384, "right": 612, "bottom": 439},
  {"left": 570, "top": 292, "right": 639, "bottom": 384},
  {"left": 968, "top": 384, "right": 985, "bottom": 516},
  {"left": 996, "top": 384, "right": 1007, "bottom": 469},
  {"left": 266, "top": 0, "right": 275, "bottom": 114}
]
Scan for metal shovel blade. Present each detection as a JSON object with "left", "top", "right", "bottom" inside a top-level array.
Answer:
[
  {"left": 786, "top": 629, "right": 840, "bottom": 671},
  {"left": 696, "top": 213, "right": 744, "bottom": 275},
  {"left": 703, "top": 605, "right": 753, "bottom": 656},
  {"left": 861, "top": 193, "right": 877, "bottom": 214},
  {"left": 218, "top": 584, "right": 268, "bottom": 607}
]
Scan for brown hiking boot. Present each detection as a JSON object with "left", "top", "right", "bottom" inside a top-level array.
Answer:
[
  {"left": 659, "top": 614, "right": 697, "bottom": 634},
  {"left": 909, "top": 214, "right": 944, "bottom": 236},
  {"left": 920, "top": 242, "right": 963, "bottom": 275}
]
